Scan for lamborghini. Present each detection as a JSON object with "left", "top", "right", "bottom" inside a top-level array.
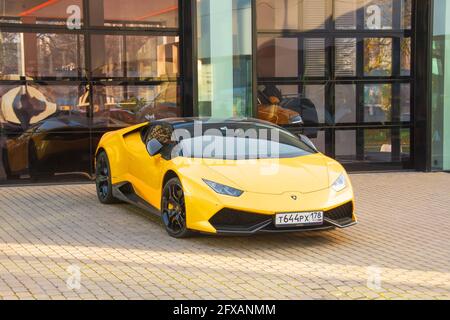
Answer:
[{"left": 95, "top": 118, "right": 356, "bottom": 238}]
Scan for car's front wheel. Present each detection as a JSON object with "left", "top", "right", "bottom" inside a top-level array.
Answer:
[
  {"left": 161, "top": 177, "right": 192, "bottom": 238},
  {"left": 95, "top": 151, "right": 118, "bottom": 204}
]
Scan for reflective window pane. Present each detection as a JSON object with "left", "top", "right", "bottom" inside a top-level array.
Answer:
[
  {"left": 256, "top": 84, "right": 323, "bottom": 127},
  {"left": 304, "top": 85, "right": 326, "bottom": 124},
  {"left": 0, "top": 32, "right": 22, "bottom": 79},
  {"left": 257, "top": 37, "right": 298, "bottom": 78},
  {"left": 400, "top": 128, "right": 411, "bottom": 160},
  {"left": 0, "top": 130, "right": 91, "bottom": 183},
  {"left": 256, "top": 0, "right": 328, "bottom": 31},
  {"left": 364, "top": 0, "right": 393, "bottom": 30},
  {"left": 311, "top": 130, "right": 326, "bottom": 153},
  {"left": 257, "top": 85, "right": 302, "bottom": 126},
  {"left": 335, "top": 130, "right": 356, "bottom": 162},
  {"left": 304, "top": 38, "right": 326, "bottom": 77},
  {"left": 92, "top": 84, "right": 180, "bottom": 128},
  {"left": 335, "top": 85, "right": 356, "bottom": 123},
  {"left": 401, "top": 37, "right": 411, "bottom": 76},
  {"left": 0, "top": 0, "right": 83, "bottom": 25},
  {"left": 0, "top": 32, "right": 85, "bottom": 79},
  {"left": 364, "top": 84, "right": 392, "bottom": 122},
  {"left": 431, "top": 0, "right": 450, "bottom": 170},
  {"left": 89, "top": 0, "right": 178, "bottom": 28},
  {"left": 256, "top": 0, "right": 297, "bottom": 30},
  {"left": 301, "top": 0, "right": 327, "bottom": 31},
  {"left": 400, "top": 83, "right": 411, "bottom": 122},
  {"left": 335, "top": 0, "right": 357, "bottom": 30},
  {"left": 197, "top": 0, "right": 253, "bottom": 118},
  {"left": 364, "top": 38, "right": 392, "bottom": 76},
  {"left": 335, "top": 38, "right": 356, "bottom": 77},
  {"left": 91, "top": 35, "right": 179, "bottom": 79},
  {"left": 401, "top": 0, "right": 412, "bottom": 30},
  {"left": 364, "top": 129, "right": 392, "bottom": 162}
]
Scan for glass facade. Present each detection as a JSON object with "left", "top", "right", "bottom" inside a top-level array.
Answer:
[
  {"left": 431, "top": 0, "right": 450, "bottom": 171},
  {"left": 256, "top": 0, "right": 413, "bottom": 169},
  {"left": 0, "top": 0, "right": 180, "bottom": 184},
  {"left": 196, "top": 0, "right": 253, "bottom": 118},
  {"left": 0, "top": 0, "right": 446, "bottom": 185}
]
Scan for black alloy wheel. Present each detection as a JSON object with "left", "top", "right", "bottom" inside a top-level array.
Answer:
[
  {"left": 95, "top": 151, "right": 117, "bottom": 204},
  {"left": 161, "top": 177, "right": 192, "bottom": 238}
]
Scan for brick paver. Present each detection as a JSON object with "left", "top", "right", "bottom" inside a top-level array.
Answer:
[{"left": 0, "top": 172, "right": 449, "bottom": 300}]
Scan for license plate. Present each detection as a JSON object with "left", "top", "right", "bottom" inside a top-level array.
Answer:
[{"left": 275, "top": 211, "right": 323, "bottom": 227}]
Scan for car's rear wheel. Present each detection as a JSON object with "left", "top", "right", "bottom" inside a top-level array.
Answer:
[
  {"left": 95, "top": 151, "right": 118, "bottom": 204},
  {"left": 161, "top": 177, "right": 192, "bottom": 238}
]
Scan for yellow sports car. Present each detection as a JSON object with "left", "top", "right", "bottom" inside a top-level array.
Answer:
[{"left": 95, "top": 118, "right": 356, "bottom": 238}]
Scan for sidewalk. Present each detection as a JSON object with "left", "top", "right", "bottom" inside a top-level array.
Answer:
[{"left": 0, "top": 172, "right": 449, "bottom": 300}]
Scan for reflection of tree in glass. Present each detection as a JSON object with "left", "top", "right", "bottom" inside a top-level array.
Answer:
[
  {"left": 364, "top": 38, "right": 392, "bottom": 76},
  {"left": 401, "top": 37, "right": 411, "bottom": 73},
  {"left": 402, "top": 0, "right": 412, "bottom": 29},
  {"left": 365, "top": 129, "right": 390, "bottom": 153},
  {"left": 37, "top": 34, "right": 83, "bottom": 76},
  {"left": 0, "top": 32, "right": 21, "bottom": 77},
  {"left": 365, "top": 84, "right": 391, "bottom": 115}
]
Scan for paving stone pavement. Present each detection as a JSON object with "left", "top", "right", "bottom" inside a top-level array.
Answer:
[{"left": 0, "top": 172, "right": 449, "bottom": 300}]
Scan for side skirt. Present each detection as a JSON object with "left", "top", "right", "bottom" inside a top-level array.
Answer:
[{"left": 112, "top": 182, "right": 161, "bottom": 217}]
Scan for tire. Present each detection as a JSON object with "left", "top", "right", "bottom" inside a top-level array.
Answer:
[
  {"left": 95, "top": 151, "right": 118, "bottom": 204},
  {"left": 161, "top": 177, "right": 193, "bottom": 238}
]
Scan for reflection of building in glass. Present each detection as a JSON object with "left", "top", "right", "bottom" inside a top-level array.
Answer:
[{"left": 0, "top": 0, "right": 447, "bottom": 184}]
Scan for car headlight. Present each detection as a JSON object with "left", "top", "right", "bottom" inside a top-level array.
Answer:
[
  {"left": 203, "top": 179, "right": 243, "bottom": 197},
  {"left": 332, "top": 174, "right": 347, "bottom": 192}
]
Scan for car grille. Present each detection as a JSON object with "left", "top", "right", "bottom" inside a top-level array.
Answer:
[
  {"left": 209, "top": 208, "right": 272, "bottom": 232},
  {"left": 324, "top": 202, "right": 353, "bottom": 222}
]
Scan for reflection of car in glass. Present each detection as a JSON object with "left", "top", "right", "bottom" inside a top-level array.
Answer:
[
  {"left": 257, "top": 95, "right": 303, "bottom": 125},
  {"left": 95, "top": 118, "right": 356, "bottom": 238},
  {"left": 2, "top": 114, "right": 91, "bottom": 180},
  {"left": 257, "top": 85, "right": 319, "bottom": 137},
  {"left": 76, "top": 89, "right": 139, "bottom": 127},
  {"left": 137, "top": 84, "right": 180, "bottom": 122},
  {"left": 0, "top": 85, "right": 58, "bottom": 132}
]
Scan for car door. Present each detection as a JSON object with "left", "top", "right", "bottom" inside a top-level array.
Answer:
[{"left": 124, "top": 127, "right": 165, "bottom": 209}]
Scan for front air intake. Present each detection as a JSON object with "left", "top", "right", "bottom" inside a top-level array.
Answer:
[{"left": 209, "top": 209, "right": 272, "bottom": 232}]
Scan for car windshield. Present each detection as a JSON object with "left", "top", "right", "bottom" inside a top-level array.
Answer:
[{"left": 173, "top": 122, "right": 317, "bottom": 160}]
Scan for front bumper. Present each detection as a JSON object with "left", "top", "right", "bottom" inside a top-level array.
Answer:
[
  {"left": 182, "top": 175, "right": 356, "bottom": 234},
  {"left": 209, "top": 201, "right": 356, "bottom": 235}
]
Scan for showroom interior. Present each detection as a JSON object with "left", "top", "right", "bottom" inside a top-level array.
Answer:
[{"left": 0, "top": 0, "right": 448, "bottom": 185}]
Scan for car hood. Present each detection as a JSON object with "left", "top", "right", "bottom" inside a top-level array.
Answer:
[{"left": 199, "top": 153, "right": 331, "bottom": 194}]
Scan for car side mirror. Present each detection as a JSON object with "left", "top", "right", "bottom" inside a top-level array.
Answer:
[
  {"left": 146, "top": 138, "right": 163, "bottom": 156},
  {"left": 298, "top": 134, "right": 318, "bottom": 152}
]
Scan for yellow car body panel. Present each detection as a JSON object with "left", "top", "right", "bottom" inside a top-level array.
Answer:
[{"left": 96, "top": 120, "right": 357, "bottom": 235}]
